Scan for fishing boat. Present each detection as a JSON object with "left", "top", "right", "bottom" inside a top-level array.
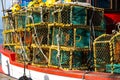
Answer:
[{"left": 0, "top": 0, "right": 120, "bottom": 80}]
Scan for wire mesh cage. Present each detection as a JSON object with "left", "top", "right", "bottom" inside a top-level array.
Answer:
[
  {"left": 32, "top": 11, "right": 41, "bottom": 23},
  {"left": 72, "top": 6, "right": 87, "bottom": 25},
  {"left": 50, "top": 49, "right": 70, "bottom": 68},
  {"left": 53, "top": 6, "right": 71, "bottom": 24},
  {"left": 87, "top": 9, "right": 105, "bottom": 29},
  {"left": 32, "top": 26, "right": 49, "bottom": 45},
  {"left": 72, "top": 50, "right": 89, "bottom": 70},
  {"left": 72, "top": 51, "right": 82, "bottom": 69},
  {"left": 52, "top": 27, "right": 74, "bottom": 46},
  {"left": 43, "top": 8, "right": 54, "bottom": 23},
  {"left": 2, "top": 3, "right": 106, "bottom": 71},
  {"left": 53, "top": 5, "right": 87, "bottom": 25},
  {"left": 49, "top": 49, "right": 91, "bottom": 70},
  {"left": 14, "top": 13, "right": 26, "bottom": 29},
  {"left": 27, "top": 7, "right": 54, "bottom": 24},
  {"left": 94, "top": 42, "right": 111, "bottom": 72},
  {"left": 15, "top": 47, "right": 24, "bottom": 61},
  {"left": 75, "top": 28, "right": 90, "bottom": 48},
  {"left": 15, "top": 46, "right": 32, "bottom": 62},
  {"left": 32, "top": 48, "right": 49, "bottom": 66},
  {"left": 94, "top": 33, "right": 120, "bottom": 73},
  {"left": 2, "top": 16, "right": 10, "bottom": 30},
  {"left": 24, "top": 31, "right": 32, "bottom": 45},
  {"left": 4, "top": 32, "right": 14, "bottom": 44},
  {"left": 52, "top": 27, "right": 99, "bottom": 48}
]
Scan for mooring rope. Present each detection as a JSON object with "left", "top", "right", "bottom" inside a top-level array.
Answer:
[
  {"left": 26, "top": 15, "right": 48, "bottom": 62},
  {"left": 7, "top": 12, "right": 28, "bottom": 61}
]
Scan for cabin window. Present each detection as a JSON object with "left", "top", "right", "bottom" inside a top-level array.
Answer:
[
  {"left": 76, "top": 0, "right": 90, "bottom": 2},
  {"left": 91, "top": 0, "right": 112, "bottom": 9},
  {"left": 91, "top": 0, "right": 120, "bottom": 10}
]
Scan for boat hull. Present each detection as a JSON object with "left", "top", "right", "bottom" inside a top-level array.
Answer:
[
  {"left": 0, "top": 53, "right": 82, "bottom": 80},
  {"left": 0, "top": 46, "right": 120, "bottom": 80}
]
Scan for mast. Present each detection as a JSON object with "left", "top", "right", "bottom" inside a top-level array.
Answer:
[{"left": 1, "top": 0, "right": 5, "bottom": 16}]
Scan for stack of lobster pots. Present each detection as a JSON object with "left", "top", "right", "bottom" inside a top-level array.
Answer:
[{"left": 2, "top": 3, "right": 105, "bottom": 70}]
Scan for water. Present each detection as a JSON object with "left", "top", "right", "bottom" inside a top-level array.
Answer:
[
  {"left": 0, "top": 29, "right": 3, "bottom": 58},
  {"left": 0, "top": 29, "right": 3, "bottom": 44}
]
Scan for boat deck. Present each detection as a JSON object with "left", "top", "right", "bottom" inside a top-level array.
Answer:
[
  {"left": 0, "top": 62, "right": 17, "bottom": 80},
  {"left": 0, "top": 73, "right": 17, "bottom": 80}
]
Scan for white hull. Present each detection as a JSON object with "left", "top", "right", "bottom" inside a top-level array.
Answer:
[
  {"left": 1, "top": 47, "right": 120, "bottom": 80},
  {"left": 1, "top": 53, "right": 82, "bottom": 80}
]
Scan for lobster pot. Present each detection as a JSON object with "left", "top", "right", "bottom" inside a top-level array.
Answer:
[
  {"left": 15, "top": 46, "right": 32, "bottom": 61},
  {"left": 32, "top": 48, "right": 49, "bottom": 65},
  {"left": 13, "top": 32, "right": 21, "bottom": 44},
  {"left": 72, "top": 50, "right": 89, "bottom": 69},
  {"left": 15, "top": 45, "right": 29, "bottom": 61},
  {"left": 32, "top": 11, "right": 41, "bottom": 23},
  {"left": 17, "top": 31, "right": 25, "bottom": 44},
  {"left": 94, "top": 42, "right": 111, "bottom": 72},
  {"left": 53, "top": 5, "right": 87, "bottom": 25},
  {"left": 75, "top": 28, "right": 90, "bottom": 48},
  {"left": 72, "top": 6, "right": 87, "bottom": 25},
  {"left": 4, "top": 45, "right": 15, "bottom": 52},
  {"left": 50, "top": 49, "right": 70, "bottom": 68},
  {"left": 94, "top": 33, "right": 120, "bottom": 73},
  {"left": 24, "top": 31, "right": 32, "bottom": 45},
  {"left": 30, "top": 7, "right": 54, "bottom": 24},
  {"left": 32, "top": 26, "right": 48, "bottom": 45},
  {"left": 14, "top": 13, "right": 26, "bottom": 28},
  {"left": 15, "top": 47, "right": 23, "bottom": 61},
  {"left": 52, "top": 27, "right": 74, "bottom": 46},
  {"left": 106, "top": 64, "right": 120, "bottom": 74},
  {"left": 49, "top": 8, "right": 54, "bottom": 23},
  {"left": 42, "top": 8, "right": 54, "bottom": 23},
  {"left": 87, "top": 9, "right": 105, "bottom": 29},
  {"left": 75, "top": 28, "right": 104, "bottom": 48},
  {"left": 11, "top": 32, "right": 17, "bottom": 44},
  {"left": 2, "top": 16, "right": 11, "bottom": 30},
  {"left": 3, "top": 32, "right": 16, "bottom": 51},
  {"left": 12, "top": 31, "right": 31, "bottom": 45},
  {"left": 4, "top": 32, "right": 13, "bottom": 44}
]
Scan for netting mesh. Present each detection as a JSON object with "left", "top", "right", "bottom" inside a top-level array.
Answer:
[
  {"left": 15, "top": 15, "right": 26, "bottom": 28},
  {"left": 2, "top": 17, "right": 10, "bottom": 30},
  {"left": 87, "top": 9, "right": 105, "bottom": 29},
  {"left": 76, "top": 28, "right": 90, "bottom": 48},
  {"left": 53, "top": 27, "right": 74, "bottom": 46},
  {"left": 96, "top": 35, "right": 112, "bottom": 41},
  {"left": 114, "top": 35, "right": 120, "bottom": 63},
  {"left": 95, "top": 43, "right": 110, "bottom": 72},
  {"left": 15, "top": 47, "right": 32, "bottom": 62},
  {"left": 32, "top": 27, "right": 48, "bottom": 45},
  {"left": 33, "top": 48, "right": 49, "bottom": 65},
  {"left": 94, "top": 34, "right": 120, "bottom": 73},
  {"left": 72, "top": 51, "right": 82, "bottom": 68},
  {"left": 61, "top": 7, "right": 71, "bottom": 24},
  {"left": 50, "top": 49, "right": 58, "bottom": 66},
  {"left": 72, "top": 6, "right": 86, "bottom": 25},
  {"left": 50, "top": 49, "right": 70, "bottom": 68},
  {"left": 3, "top": 4, "right": 105, "bottom": 70},
  {"left": 32, "top": 12, "right": 41, "bottom": 23},
  {"left": 54, "top": 6, "right": 87, "bottom": 25}
]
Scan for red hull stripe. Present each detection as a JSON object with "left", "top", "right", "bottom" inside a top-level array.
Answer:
[
  {"left": 0, "top": 65, "right": 4, "bottom": 73},
  {"left": 0, "top": 45, "right": 120, "bottom": 80}
]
